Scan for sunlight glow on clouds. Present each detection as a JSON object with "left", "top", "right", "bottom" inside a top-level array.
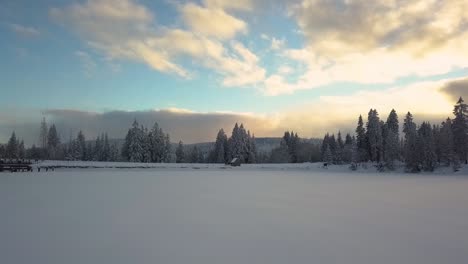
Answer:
[
  {"left": 262, "top": 0, "right": 468, "bottom": 95},
  {"left": 49, "top": 0, "right": 468, "bottom": 97}
]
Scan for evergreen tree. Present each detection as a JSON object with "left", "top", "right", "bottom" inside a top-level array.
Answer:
[
  {"left": 403, "top": 112, "right": 420, "bottom": 172},
  {"left": 356, "top": 115, "right": 368, "bottom": 162},
  {"left": 335, "top": 131, "right": 344, "bottom": 164},
  {"left": 384, "top": 109, "right": 400, "bottom": 169},
  {"left": 212, "top": 129, "right": 228, "bottom": 163},
  {"left": 452, "top": 97, "right": 468, "bottom": 164},
  {"left": 438, "top": 118, "right": 455, "bottom": 166},
  {"left": 18, "top": 140, "right": 25, "bottom": 159},
  {"left": 47, "top": 124, "right": 60, "bottom": 159},
  {"left": 366, "top": 109, "right": 383, "bottom": 162},
  {"left": 323, "top": 145, "right": 333, "bottom": 164},
  {"left": 0, "top": 144, "right": 5, "bottom": 159},
  {"left": 418, "top": 122, "right": 437, "bottom": 171},
  {"left": 122, "top": 120, "right": 145, "bottom": 162},
  {"left": 76, "top": 131, "right": 86, "bottom": 160},
  {"left": 176, "top": 141, "right": 185, "bottom": 163},
  {"left": 247, "top": 132, "right": 257, "bottom": 163},
  {"left": 39, "top": 117, "right": 48, "bottom": 149},
  {"left": 228, "top": 123, "right": 243, "bottom": 161},
  {"left": 6, "top": 132, "right": 19, "bottom": 159}
]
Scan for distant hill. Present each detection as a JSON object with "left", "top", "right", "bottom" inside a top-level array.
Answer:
[{"left": 88, "top": 137, "right": 321, "bottom": 155}]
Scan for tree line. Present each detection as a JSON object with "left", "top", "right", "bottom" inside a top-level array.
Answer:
[
  {"left": 320, "top": 97, "right": 468, "bottom": 172},
  {"left": 1, "top": 96, "right": 466, "bottom": 172}
]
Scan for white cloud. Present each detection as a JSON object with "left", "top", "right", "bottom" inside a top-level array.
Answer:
[
  {"left": 51, "top": 0, "right": 264, "bottom": 86},
  {"left": 261, "top": 0, "right": 468, "bottom": 95},
  {"left": 204, "top": 0, "right": 253, "bottom": 10},
  {"left": 181, "top": 3, "right": 247, "bottom": 39},
  {"left": 75, "top": 50, "right": 97, "bottom": 77},
  {"left": 9, "top": 23, "right": 40, "bottom": 37},
  {"left": 270, "top": 37, "right": 285, "bottom": 50}
]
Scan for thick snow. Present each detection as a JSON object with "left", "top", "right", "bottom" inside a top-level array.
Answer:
[{"left": 1, "top": 166, "right": 468, "bottom": 264}]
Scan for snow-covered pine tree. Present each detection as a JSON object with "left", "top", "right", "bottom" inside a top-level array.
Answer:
[
  {"left": 324, "top": 145, "right": 333, "bottom": 164},
  {"left": 247, "top": 132, "right": 257, "bottom": 164},
  {"left": 355, "top": 115, "right": 368, "bottom": 162},
  {"left": 6, "top": 132, "right": 19, "bottom": 159},
  {"left": 228, "top": 123, "right": 242, "bottom": 161},
  {"left": 418, "top": 122, "right": 437, "bottom": 171},
  {"left": 438, "top": 118, "right": 455, "bottom": 166},
  {"left": 342, "top": 133, "right": 353, "bottom": 163},
  {"left": 384, "top": 109, "right": 400, "bottom": 170},
  {"left": 452, "top": 97, "right": 468, "bottom": 164},
  {"left": 39, "top": 117, "right": 48, "bottom": 149},
  {"left": 47, "top": 124, "right": 60, "bottom": 159},
  {"left": 122, "top": 120, "right": 145, "bottom": 162},
  {"left": 403, "top": 112, "right": 420, "bottom": 172},
  {"left": 18, "top": 140, "right": 25, "bottom": 159},
  {"left": 366, "top": 109, "right": 383, "bottom": 162},
  {"left": 163, "top": 134, "right": 171, "bottom": 163},
  {"left": 76, "top": 131, "right": 86, "bottom": 160},
  {"left": 212, "top": 129, "right": 228, "bottom": 163},
  {"left": 335, "top": 131, "right": 344, "bottom": 164},
  {"left": 321, "top": 133, "right": 330, "bottom": 161},
  {"left": 176, "top": 141, "right": 185, "bottom": 163}
]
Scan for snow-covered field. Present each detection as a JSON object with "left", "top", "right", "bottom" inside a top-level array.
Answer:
[{"left": 2, "top": 165, "right": 468, "bottom": 264}]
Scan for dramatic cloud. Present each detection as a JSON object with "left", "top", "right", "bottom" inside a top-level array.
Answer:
[
  {"left": 50, "top": 0, "right": 189, "bottom": 77},
  {"left": 8, "top": 23, "right": 40, "bottom": 37},
  {"left": 51, "top": 0, "right": 263, "bottom": 86},
  {"left": 262, "top": 0, "right": 468, "bottom": 95},
  {"left": 440, "top": 78, "right": 468, "bottom": 102}
]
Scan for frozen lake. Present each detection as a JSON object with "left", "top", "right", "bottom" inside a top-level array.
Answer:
[{"left": 2, "top": 167, "right": 468, "bottom": 264}]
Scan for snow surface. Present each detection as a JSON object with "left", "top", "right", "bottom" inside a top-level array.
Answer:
[{"left": 2, "top": 165, "right": 468, "bottom": 264}]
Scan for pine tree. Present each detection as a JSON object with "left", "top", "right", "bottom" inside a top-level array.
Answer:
[
  {"left": 176, "top": 141, "right": 185, "bottom": 163},
  {"left": 366, "top": 109, "right": 383, "bottom": 162},
  {"left": 384, "top": 109, "right": 400, "bottom": 169},
  {"left": 122, "top": 120, "right": 145, "bottom": 162},
  {"left": 439, "top": 118, "right": 455, "bottom": 166},
  {"left": 47, "top": 124, "right": 60, "bottom": 159},
  {"left": 418, "top": 122, "right": 437, "bottom": 171},
  {"left": 6, "top": 132, "right": 19, "bottom": 159},
  {"left": 0, "top": 144, "right": 5, "bottom": 159},
  {"left": 228, "top": 123, "right": 242, "bottom": 161},
  {"left": 163, "top": 134, "right": 171, "bottom": 163},
  {"left": 39, "top": 117, "right": 48, "bottom": 149},
  {"left": 213, "top": 129, "right": 228, "bottom": 163},
  {"left": 76, "top": 131, "right": 86, "bottom": 160},
  {"left": 335, "top": 131, "right": 344, "bottom": 164},
  {"left": 452, "top": 97, "right": 468, "bottom": 164},
  {"left": 247, "top": 132, "right": 257, "bottom": 163},
  {"left": 323, "top": 145, "right": 333, "bottom": 164},
  {"left": 403, "top": 112, "right": 420, "bottom": 172},
  {"left": 356, "top": 115, "right": 368, "bottom": 162},
  {"left": 18, "top": 140, "right": 25, "bottom": 159}
]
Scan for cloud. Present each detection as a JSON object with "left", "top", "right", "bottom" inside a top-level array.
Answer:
[
  {"left": 51, "top": 0, "right": 263, "bottom": 86},
  {"left": 50, "top": 0, "right": 189, "bottom": 77},
  {"left": 37, "top": 108, "right": 279, "bottom": 145},
  {"left": 290, "top": 0, "right": 468, "bottom": 57},
  {"left": 75, "top": 50, "right": 97, "bottom": 77},
  {"left": 440, "top": 78, "right": 468, "bottom": 102},
  {"left": 8, "top": 23, "right": 40, "bottom": 37},
  {"left": 1, "top": 77, "right": 462, "bottom": 147},
  {"left": 181, "top": 3, "right": 247, "bottom": 39},
  {"left": 204, "top": 0, "right": 253, "bottom": 11},
  {"left": 261, "top": 0, "right": 468, "bottom": 95}
]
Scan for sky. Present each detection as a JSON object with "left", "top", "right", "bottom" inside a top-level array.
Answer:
[{"left": 1, "top": 0, "right": 468, "bottom": 145}]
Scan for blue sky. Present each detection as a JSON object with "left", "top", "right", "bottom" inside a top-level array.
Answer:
[{"left": 1, "top": 0, "right": 468, "bottom": 144}]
